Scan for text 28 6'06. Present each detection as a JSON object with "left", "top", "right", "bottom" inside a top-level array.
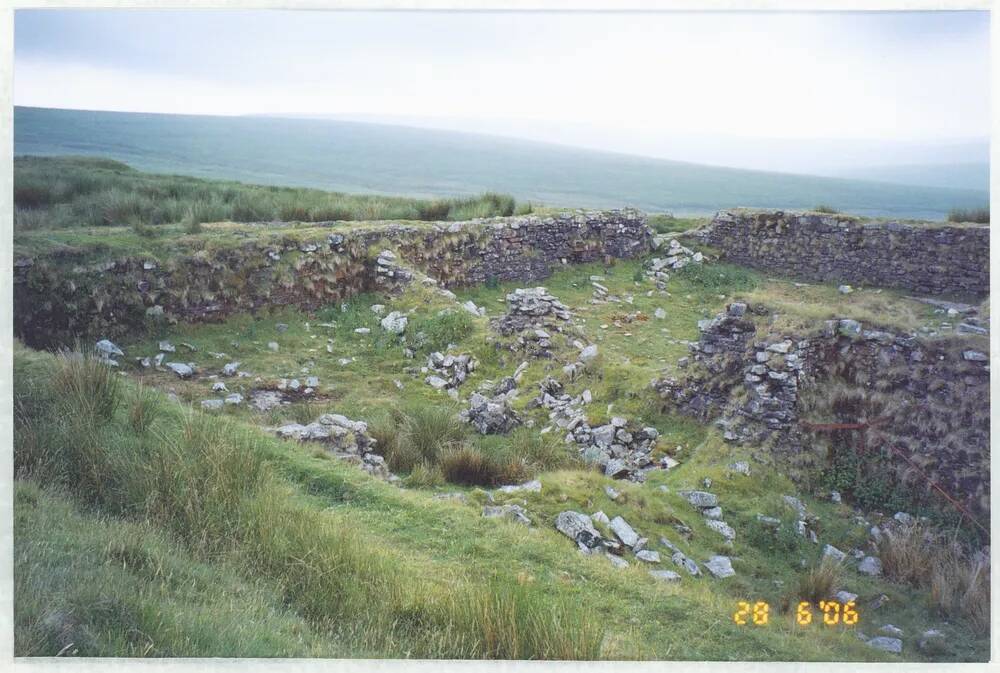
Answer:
[{"left": 733, "top": 601, "right": 859, "bottom": 626}]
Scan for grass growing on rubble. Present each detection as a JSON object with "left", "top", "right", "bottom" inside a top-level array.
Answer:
[{"left": 14, "top": 247, "right": 990, "bottom": 660}]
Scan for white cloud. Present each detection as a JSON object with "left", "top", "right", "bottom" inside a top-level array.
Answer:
[{"left": 14, "top": 11, "right": 989, "bottom": 149}]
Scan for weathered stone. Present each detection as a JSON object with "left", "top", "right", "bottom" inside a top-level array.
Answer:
[
  {"left": 381, "top": 311, "right": 408, "bottom": 334},
  {"left": 609, "top": 516, "right": 640, "bottom": 548},
  {"left": 698, "top": 209, "right": 988, "bottom": 297},
  {"left": 823, "top": 544, "right": 847, "bottom": 562},
  {"left": 704, "top": 555, "right": 735, "bottom": 578},
  {"left": 555, "top": 511, "right": 602, "bottom": 549},
  {"left": 165, "top": 362, "right": 194, "bottom": 378},
  {"left": 483, "top": 504, "right": 531, "bottom": 526},
  {"left": 705, "top": 519, "right": 735, "bottom": 541},
  {"left": 635, "top": 550, "right": 661, "bottom": 564},
  {"left": 866, "top": 637, "right": 902, "bottom": 654},
  {"left": 858, "top": 556, "right": 882, "bottom": 576},
  {"left": 878, "top": 624, "right": 904, "bottom": 637},
  {"left": 672, "top": 551, "right": 700, "bottom": 576},
  {"left": 682, "top": 491, "right": 718, "bottom": 508}
]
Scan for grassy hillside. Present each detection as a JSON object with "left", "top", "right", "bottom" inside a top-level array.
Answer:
[
  {"left": 14, "top": 106, "right": 988, "bottom": 220},
  {"left": 834, "top": 162, "right": 989, "bottom": 192},
  {"left": 13, "top": 155, "right": 527, "bottom": 231},
  {"left": 13, "top": 251, "right": 989, "bottom": 660}
]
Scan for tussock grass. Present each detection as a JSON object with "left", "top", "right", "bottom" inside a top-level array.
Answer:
[
  {"left": 53, "top": 349, "right": 122, "bottom": 423},
  {"left": 126, "top": 381, "right": 160, "bottom": 435},
  {"left": 794, "top": 556, "right": 842, "bottom": 604},
  {"left": 14, "top": 155, "right": 529, "bottom": 231},
  {"left": 877, "top": 523, "right": 990, "bottom": 635},
  {"left": 947, "top": 206, "right": 989, "bottom": 224},
  {"left": 13, "top": 345, "right": 603, "bottom": 658}
]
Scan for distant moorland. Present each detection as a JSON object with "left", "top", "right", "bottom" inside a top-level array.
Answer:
[{"left": 14, "top": 106, "right": 988, "bottom": 220}]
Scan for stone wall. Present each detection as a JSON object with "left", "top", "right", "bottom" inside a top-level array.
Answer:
[
  {"left": 655, "top": 304, "right": 990, "bottom": 517},
  {"left": 13, "top": 209, "right": 649, "bottom": 350},
  {"left": 698, "top": 209, "right": 989, "bottom": 298}
]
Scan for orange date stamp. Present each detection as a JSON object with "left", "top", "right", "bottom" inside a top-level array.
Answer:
[{"left": 733, "top": 600, "right": 859, "bottom": 626}]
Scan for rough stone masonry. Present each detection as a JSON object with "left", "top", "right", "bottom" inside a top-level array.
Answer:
[
  {"left": 697, "top": 209, "right": 989, "bottom": 298},
  {"left": 14, "top": 209, "right": 650, "bottom": 349}
]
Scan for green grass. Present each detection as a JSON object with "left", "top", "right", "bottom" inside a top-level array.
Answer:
[
  {"left": 15, "top": 107, "right": 990, "bottom": 219},
  {"left": 12, "top": 242, "right": 990, "bottom": 661},
  {"left": 947, "top": 206, "right": 989, "bottom": 224},
  {"left": 13, "top": 155, "right": 526, "bottom": 232}
]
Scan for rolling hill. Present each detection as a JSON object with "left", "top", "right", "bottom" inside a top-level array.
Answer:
[{"left": 14, "top": 106, "right": 988, "bottom": 220}]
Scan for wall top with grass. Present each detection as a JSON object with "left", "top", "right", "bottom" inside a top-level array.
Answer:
[{"left": 14, "top": 209, "right": 650, "bottom": 350}]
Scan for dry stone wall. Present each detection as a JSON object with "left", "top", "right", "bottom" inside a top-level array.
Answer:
[
  {"left": 13, "top": 209, "right": 649, "bottom": 349},
  {"left": 698, "top": 209, "right": 989, "bottom": 298},
  {"left": 655, "top": 303, "right": 990, "bottom": 517}
]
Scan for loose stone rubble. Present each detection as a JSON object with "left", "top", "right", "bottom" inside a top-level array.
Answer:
[
  {"left": 424, "top": 351, "right": 478, "bottom": 390},
  {"left": 529, "top": 378, "right": 660, "bottom": 481},
  {"left": 270, "top": 413, "right": 394, "bottom": 481},
  {"left": 482, "top": 504, "right": 531, "bottom": 526},
  {"left": 462, "top": 391, "right": 521, "bottom": 435},
  {"left": 644, "top": 239, "right": 705, "bottom": 288},
  {"left": 493, "top": 287, "right": 573, "bottom": 357}
]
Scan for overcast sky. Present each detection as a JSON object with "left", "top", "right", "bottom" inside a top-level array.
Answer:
[{"left": 13, "top": 10, "right": 990, "bottom": 170}]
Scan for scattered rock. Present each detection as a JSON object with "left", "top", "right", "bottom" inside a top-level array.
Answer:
[
  {"left": 249, "top": 390, "right": 284, "bottom": 411},
  {"left": 381, "top": 311, "right": 408, "bottom": 334},
  {"left": 672, "top": 551, "right": 700, "bottom": 576},
  {"left": 462, "top": 392, "right": 521, "bottom": 435},
  {"left": 96, "top": 339, "right": 125, "bottom": 358},
  {"left": 823, "top": 544, "right": 847, "bottom": 563},
  {"left": 702, "top": 506, "right": 723, "bottom": 520},
  {"left": 555, "top": 511, "right": 603, "bottom": 550},
  {"left": 858, "top": 556, "right": 882, "bottom": 576},
  {"left": 426, "top": 351, "right": 478, "bottom": 389},
  {"left": 705, "top": 519, "right": 735, "bottom": 541},
  {"left": 878, "top": 624, "right": 904, "bottom": 637},
  {"left": 866, "top": 637, "right": 902, "bottom": 654},
  {"left": 635, "top": 550, "right": 661, "bottom": 564},
  {"left": 165, "top": 362, "right": 194, "bottom": 378},
  {"left": 704, "top": 555, "right": 735, "bottom": 578},
  {"left": 200, "top": 399, "right": 224, "bottom": 411},
  {"left": 462, "top": 300, "right": 486, "bottom": 317},
  {"left": 483, "top": 504, "right": 531, "bottom": 526},
  {"left": 681, "top": 491, "right": 718, "bottom": 508},
  {"left": 267, "top": 341, "right": 279, "bottom": 352},
  {"left": 609, "top": 516, "right": 641, "bottom": 548}
]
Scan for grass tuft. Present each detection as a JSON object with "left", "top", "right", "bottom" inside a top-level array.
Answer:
[{"left": 947, "top": 206, "right": 989, "bottom": 224}]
